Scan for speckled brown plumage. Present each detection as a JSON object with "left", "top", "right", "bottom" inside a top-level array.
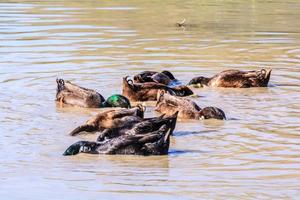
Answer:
[
  {"left": 189, "top": 68, "right": 272, "bottom": 88},
  {"left": 122, "top": 76, "right": 193, "bottom": 101},
  {"left": 69, "top": 105, "right": 145, "bottom": 136},
  {"left": 155, "top": 90, "right": 226, "bottom": 120}
]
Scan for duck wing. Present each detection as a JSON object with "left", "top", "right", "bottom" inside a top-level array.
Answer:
[
  {"left": 106, "top": 125, "right": 170, "bottom": 155},
  {"left": 64, "top": 80, "right": 105, "bottom": 102},
  {"left": 110, "top": 107, "right": 142, "bottom": 119},
  {"left": 211, "top": 69, "right": 271, "bottom": 87},
  {"left": 64, "top": 125, "right": 171, "bottom": 156},
  {"left": 151, "top": 73, "right": 171, "bottom": 85},
  {"left": 133, "top": 71, "right": 157, "bottom": 83},
  {"left": 157, "top": 91, "right": 200, "bottom": 111},
  {"left": 137, "top": 82, "right": 170, "bottom": 90},
  {"left": 141, "top": 125, "right": 172, "bottom": 155},
  {"left": 55, "top": 79, "right": 105, "bottom": 106},
  {"left": 210, "top": 70, "right": 252, "bottom": 87},
  {"left": 243, "top": 69, "right": 272, "bottom": 87}
]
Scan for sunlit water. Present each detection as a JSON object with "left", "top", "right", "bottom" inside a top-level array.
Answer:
[{"left": 1, "top": 0, "right": 300, "bottom": 199}]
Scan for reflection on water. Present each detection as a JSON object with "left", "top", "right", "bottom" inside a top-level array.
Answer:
[{"left": 1, "top": 0, "right": 300, "bottom": 199}]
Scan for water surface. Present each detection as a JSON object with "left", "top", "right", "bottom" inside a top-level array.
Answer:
[{"left": 1, "top": 0, "right": 300, "bottom": 199}]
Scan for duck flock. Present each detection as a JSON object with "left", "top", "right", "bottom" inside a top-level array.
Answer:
[{"left": 58, "top": 68, "right": 272, "bottom": 156}]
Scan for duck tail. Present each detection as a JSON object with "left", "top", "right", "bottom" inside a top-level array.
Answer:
[
  {"left": 153, "top": 125, "right": 171, "bottom": 155},
  {"left": 69, "top": 124, "right": 97, "bottom": 136},
  {"left": 163, "top": 126, "right": 172, "bottom": 143},
  {"left": 264, "top": 68, "right": 272, "bottom": 85},
  {"left": 135, "top": 104, "right": 146, "bottom": 118},
  {"left": 158, "top": 125, "right": 172, "bottom": 155},
  {"left": 56, "top": 78, "right": 65, "bottom": 95},
  {"left": 167, "top": 111, "right": 178, "bottom": 135}
]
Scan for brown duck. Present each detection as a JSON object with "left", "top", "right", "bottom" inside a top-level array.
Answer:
[
  {"left": 122, "top": 76, "right": 193, "bottom": 101},
  {"left": 56, "top": 79, "right": 131, "bottom": 108},
  {"left": 155, "top": 90, "right": 226, "bottom": 120},
  {"left": 69, "top": 105, "right": 145, "bottom": 136},
  {"left": 188, "top": 68, "right": 272, "bottom": 88}
]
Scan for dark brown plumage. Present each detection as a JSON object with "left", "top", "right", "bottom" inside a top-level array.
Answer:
[
  {"left": 188, "top": 68, "right": 272, "bottom": 88},
  {"left": 134, "top": 70, "right": 175, "bottom": 85},
  {"left": 122, "top": 76, "right": 193, "bottom": 101},
  {"left": 63, "top": 124, "right": 172, "bottom": 156},
  {"left": 96, "top": 112, "right": 178, "bottom": 142}
]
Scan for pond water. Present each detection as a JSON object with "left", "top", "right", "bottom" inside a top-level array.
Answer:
[{"left": 1, "top": 0, "right": 300, "bottom": 199}]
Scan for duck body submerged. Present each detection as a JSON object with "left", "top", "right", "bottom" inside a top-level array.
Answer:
[
  {"left": 56, "top": 79, "right": 131, "bottom": 108},
  {"left": 122, "top": 76, "right": 193, "bottom": 101},
  {"left": 188, "top": 69, "right": 272, "bottom": 88},
  {"left": 133, "top": 70, "right": 182, "bottom": 87},
  {"left": 155, "top": 90, "right": 226, "bottom": 120},
  {"left": 96, "top": 112, "right": 178, "bottom": 142},
  {"left": 63, "top": 124, "right": 172, "bottom": 156},
  {"left": 69, "top": 106, "right": 145, "bottom": 136}
]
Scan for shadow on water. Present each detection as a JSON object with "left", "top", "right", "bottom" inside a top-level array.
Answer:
[
  {"left": 169, "top": 149, "right": 208, "bottom": 156},
  {"left": 173, "top": 130, "right": 215, "bottom": 137}
]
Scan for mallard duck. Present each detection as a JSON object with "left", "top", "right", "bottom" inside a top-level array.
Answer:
[
  {"left": 63, "top": 124, "right": 171, "bottom": 156},
  {"left": 96, "top": 111, "right": 178, "bottom": 142},
  {"left": 155, "top": 90, "right": 226, "bottom": 120},
  {"left": 122, "top": 76, "right": 193, "bottom": 101},
  {"left": 69, "top": 105, "right": 145, "bottom": 136},
  {"left": 188, "top": 69, "right": 272, "bottom": 88},
  {"left": 56, "top": 79, "right": 131, "bottom": 108},
  {"left": 133, "top": 70, "right": 182, "bottom": 87}
]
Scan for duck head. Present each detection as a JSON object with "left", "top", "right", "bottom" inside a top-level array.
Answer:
[
  {"left": 101, "top": 94, "right": 131, "bottom": 108},
  {"left": 63, "top": 141, "right": 98, "bottom": 156},
  {"left": 256, "top": 68, "right": 272, "bottom": 87},
  {"left": 188, "top": 76, "right": 210, "bottom": 87},
  {"left": 135, "top": 104, "right": 146, "bottom": 118},
  {"left": 56, "top": 78, "right": 65, "bottom": 97},
  {"left": 197, "top": 107, "right": 226, "bottom": 120}
]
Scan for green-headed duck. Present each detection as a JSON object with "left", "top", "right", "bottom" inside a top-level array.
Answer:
[{"left": 56, "top": 79, "right": 131, "bottom": 108}]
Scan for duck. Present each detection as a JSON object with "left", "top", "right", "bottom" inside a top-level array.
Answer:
[
  {"left": 133, "top": 70, "right": 182, "bottom": 87},
  {"left": 188, "top": 68, "right": 272, "bottom": 88},
  {"left": 96, "top": 111, "right": 178, "bottom": 142},
  {"left": 69, "top": 105, "right": 145, "bottom": 136},
  {"left": 63, "top": 124, "right": 172, "bottom": 156},
  {"left": 56, "top": 78, "right": 131, "bottom": 108},
  {"left": 155, "top": 90, "right": 226, "bottom": 120},
  {"left": 122, "top": 76, "right": 193, "bottom": 101}
]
